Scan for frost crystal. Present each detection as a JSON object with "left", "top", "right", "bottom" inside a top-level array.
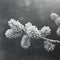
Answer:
[
  {"left": 5, "top": 29, "right": 23, "bottom": 38},
  {"left": 25, "top": 22, "right": 41, "bottom": 39},
  {"left": 55, "top": 18, "right": 60, "bottom": 26},
  {"left": 25, "top": 22, "right": 32, "bottom": 28},
  {"left": 50, "top": 13, "right": 59, "bottom": 20},
  {"left": 56, "top": 27, "right": 60, "bottom": 36},
  {"left": 44, "top": 41, "right": 55, "bottom": 52},
  {"left": 40, "top": 26, "right": 51, "bottom": 37},
  {"left": 8, "top": 19, "right": 24, "bottom": 32},
  {"left": 5, "top": 19, "right": 24, "bottom": 39},
  {"left": 21, "top": 35, "right": 30, "bottom": 49}
]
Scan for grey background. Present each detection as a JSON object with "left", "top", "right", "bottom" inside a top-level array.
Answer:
[{"left": 0, "top": 0, "right": 60, "bottom": 60}]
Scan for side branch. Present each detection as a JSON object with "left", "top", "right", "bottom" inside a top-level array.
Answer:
[{"left": 39, "top": 36, "right": 60, "bottom": 43}]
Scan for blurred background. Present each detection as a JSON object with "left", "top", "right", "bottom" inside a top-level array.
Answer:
[{"left": 0, "top": 0, "right": 60, "bottom": 60}]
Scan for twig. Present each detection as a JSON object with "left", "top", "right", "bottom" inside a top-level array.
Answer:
[{"left": 39, "top": 36, "right": 60, "bottom": 43}]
